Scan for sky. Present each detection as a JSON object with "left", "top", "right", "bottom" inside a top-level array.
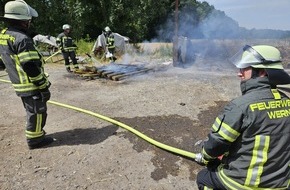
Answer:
[{"left": 202, "top": 0, "right": 290, "bottom": 31}]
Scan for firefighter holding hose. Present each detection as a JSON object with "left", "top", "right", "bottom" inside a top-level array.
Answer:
[
  {"left": 195, "top": 45, "right": 290, "bottom": 189},
  {"left": 0, "top": 0, "right": 53, "bottom": 149}
]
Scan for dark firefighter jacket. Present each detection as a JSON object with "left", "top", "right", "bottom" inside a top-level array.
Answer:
[
  {"left": 56, "top": 32, "right": 76, "bottom": 52},
  {"left": 0, "top": 27, "right": 49, "bottom": 97},
  {"left": 203, "top": 77, "right": 290, "bottom": 190},
  {"left": 106, "top": 33, "right": 115, "bottom": 50}
]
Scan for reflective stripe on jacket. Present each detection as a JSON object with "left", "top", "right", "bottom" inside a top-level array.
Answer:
[
  {"left": 56, "top": 32, "right": 76, "bottom": 52},
  {"left": 106, "top": 34, "right": 115, "bottom": 49},
  {"left": 204, "top": 77, "right": 290, "bottom": 189},
  {"left": 0, "top": 27, "right": 46, "bottom": 97}
]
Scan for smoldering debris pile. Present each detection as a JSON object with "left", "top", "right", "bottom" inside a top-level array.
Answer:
[{"left": 74, "top": 63, "right": 154, "bottom": 81}]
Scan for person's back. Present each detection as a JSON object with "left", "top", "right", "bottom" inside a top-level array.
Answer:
[
  {"left": 216, "top": 76, "right": 290, "bottom": 189},
  {"left": 195, "top": 45, "right": 290, "bottom": 190},
  {"left": 0, "top": 26, "right": 44, "bottom": 96}
]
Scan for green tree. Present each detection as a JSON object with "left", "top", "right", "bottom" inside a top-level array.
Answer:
[{"left": 2, "top": 0, "right": 268, "bottom": 42}]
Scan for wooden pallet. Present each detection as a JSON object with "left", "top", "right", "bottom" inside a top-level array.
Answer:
[{"left": 74, "top": 63, "right": 152, "bottom": 81}]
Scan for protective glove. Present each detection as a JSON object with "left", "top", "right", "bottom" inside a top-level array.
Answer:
[
  {"left": 39, "top": 88, "right": 51, "bottom": 102},
  {"left": 195, "top": 153, "right": 209, "bottom": 166},
  {"left": 206, "top": 158, "right": 221, "bottom": 171},
  {"left": 195, "top": 153, "right": 221, "bottom": 170}
]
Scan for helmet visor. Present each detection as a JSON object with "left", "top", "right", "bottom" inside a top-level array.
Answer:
[
  {"left": 27, "top": 5, "right": 38, "bottom": 17},
  {"left": 229, "top": 45, "right": 282, "bottom": 69},
  {"left": 17, "top": 0, "right": 38, "bottom": 18}
]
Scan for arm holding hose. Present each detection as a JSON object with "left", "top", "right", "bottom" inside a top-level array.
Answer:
[{"left": 195, "top": 102, "right": 242, "bottom": 167}]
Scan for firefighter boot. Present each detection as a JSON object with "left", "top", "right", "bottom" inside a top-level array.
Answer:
[
  {"left": 28, "top": 137, "right": 54, "bottom": 149},
  {"left": 66, "top": 67, "right": 72, "bottom": 73}
]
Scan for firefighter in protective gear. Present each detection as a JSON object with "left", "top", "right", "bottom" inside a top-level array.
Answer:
[
  {"left": 0, "top": 0, "right": 54, "bottom": 149},
  {"left": 196, "top": 45, "right": 290, "bottom": 190},
  {"left": 103, "top": 26, "right": 116, "bottom": 62},
  {"left": 56, "top": 24, "right": 78, "bottom": 72}
]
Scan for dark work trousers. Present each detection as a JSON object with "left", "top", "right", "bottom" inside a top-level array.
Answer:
[
  {"left": 196, "top": 168, "right": 226, "bottom": 190},
  {"left": 62, "top": 51, "right": 78, "bottom": 69},
  {"left": 107, "top": 47, "right": 116, "bottom": 61},
  {"left": 21, "top": 95, "right": 48, "bottom": 146}
]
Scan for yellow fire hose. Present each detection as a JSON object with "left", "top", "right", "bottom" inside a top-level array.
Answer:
[
  {"left": 44, "top": 50, "right": 62, "bottom": 62},
  {"left": 0, "top": 78, "right": 197, "bottom": 160}
]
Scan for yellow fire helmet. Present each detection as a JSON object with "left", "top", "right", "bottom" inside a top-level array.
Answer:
[
  {"left": 3, "top": 0, "right": 38, "bottom": 20},
  {"left": 230, "top": 45, "right": 290, "bottom": 85}
]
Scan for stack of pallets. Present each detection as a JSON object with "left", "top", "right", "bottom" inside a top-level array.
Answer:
[{"left": 74, "top": 63, "right": 152, "bottom": 81}]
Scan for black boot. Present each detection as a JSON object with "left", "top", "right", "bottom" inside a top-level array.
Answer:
[
  {"left": 66, "top": 67, "right": 72, "bottom": 73},
  {"left": 28, "top": 137, "right": 54, "bottom": 150}
]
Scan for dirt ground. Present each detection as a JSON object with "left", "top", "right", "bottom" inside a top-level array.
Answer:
[{"left": 0, "top": 53, "right": 242, "bottom": 190}]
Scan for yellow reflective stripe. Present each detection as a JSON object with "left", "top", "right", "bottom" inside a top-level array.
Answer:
[
  {"left": 204, "top": 186, "right": 213, "bottom": 190},
  {"left": 202, "top": 148, "right": 215, "bottom": 160},
  {"left": 63, "top": 47, "right": 77, "bottom": 51},
  {"left": 212, "top": 117, "right": 240, "bottom": 142},
  {"left": 0, "top": 38, "right": 8, "bottom": 45},
  {"left": 12, "top": 83, "right": 38, "bottom": 92},
  {"left": 25, "top": 114, "right": 43, "bottom": 139},
  {"left": 271, "top": 89, "right": 281, "bottom": 100},
  {"left": 1, "top": 28, "right": 8, "bottom": 34},
  {"left": 13, "top": 55, "right": 29, "bottom": 84},
  {"left": 18, "top": 51, "right": 39, "bottom": 63},
  {"left": 36, "top": 114, "right": 42, "bottom": 133},
  {"left": 0, "top": 28, "right": 15, "bottom": 42},
  {"left": 16, "top": 59, "right": 24, "bottom": 84},
  {"left": 218, "top": 166, "right": 249, "bottom": 190},
  {"left": 218, "top": 165, "right": 287, "bottom": 190},
  {"left": 29, "top": 73, "right": 43, "bottom": 82},
  {"left": 245, "top": 135, "right": 270, "bottom": 187},
  {"left": 38, "top": 80, "right": 48, "bottom": 89},
  {"left": 25, "top": 131, "right": 43, "bottom": 138}
]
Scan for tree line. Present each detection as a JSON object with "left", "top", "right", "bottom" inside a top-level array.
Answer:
[{"left": 1, "top": 0, "right": 289, "bottom": 42}]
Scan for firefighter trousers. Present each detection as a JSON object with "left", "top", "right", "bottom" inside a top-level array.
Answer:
[
  {"left": 21, "top": 95, "right": 48, "bottom": 146},
  {"left": 196, "top": 168, "right": 225, "bottom": 190},
  {"left": 62, "top": 51, "right": 78, "bottom": 69}
]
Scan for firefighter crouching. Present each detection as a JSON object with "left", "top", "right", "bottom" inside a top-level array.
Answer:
[
  {"left": 0, "top": 0, "right": 54, "bottom": 149},
  {"left": 195, "top": 45, "right": 290, "bottom": 189},
  {"left": 56, "top": 24, "right": 79, "bottom": 73}
]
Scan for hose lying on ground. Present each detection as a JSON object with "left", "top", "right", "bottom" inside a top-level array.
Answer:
[
  {"left": 0, "top": 78, "right": 197, "bottom": 160},
  {"left": 44, "top": 50, "right": 62, "bottom": 62}
]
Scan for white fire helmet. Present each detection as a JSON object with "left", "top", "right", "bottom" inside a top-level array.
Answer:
[
  {"left": 230, "top": 45, "right": 290, "bottom": 85},
  {"left": 3, "top": 0, "right": 38, "bottom": 20},
  {"left": 63, "top": 24, "right": 71, "bottom": 30},
  {"left": 106, "top": 52, "right": 113, "bottom": 58},
  {"left": 104, "top": 26, "right": 111, "bottom": 32}
]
